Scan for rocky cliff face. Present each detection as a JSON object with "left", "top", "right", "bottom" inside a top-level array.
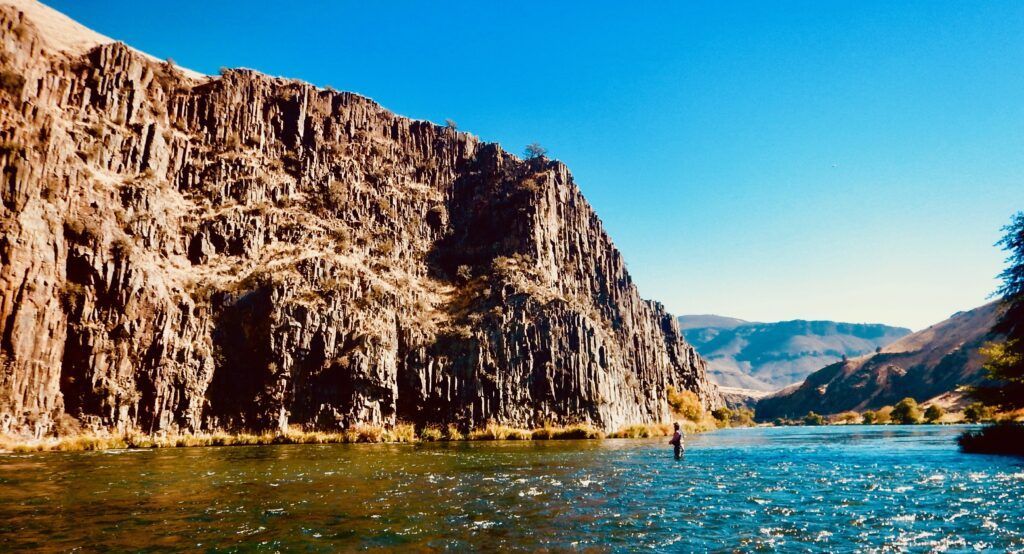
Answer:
[{"left": 0, "top": 2, "right": 719, "bottom": 438}]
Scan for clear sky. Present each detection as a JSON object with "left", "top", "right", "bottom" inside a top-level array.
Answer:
[{"left": 49, "top": 1, "right": 1023, "bottom": 330}]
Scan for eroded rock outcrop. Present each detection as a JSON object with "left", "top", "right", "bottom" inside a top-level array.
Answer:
[{"left": 0, "top": 1, "right": 720, "bottom": 438}]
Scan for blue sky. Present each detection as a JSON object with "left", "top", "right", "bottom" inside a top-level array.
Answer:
[{"left": 51, "top": 1, "right": 1023, "bottom": 330}]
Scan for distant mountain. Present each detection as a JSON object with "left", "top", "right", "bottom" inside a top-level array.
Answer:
[
  {"left": 677, "top": 315, "right": 753, "bottom": 331},
  {"left": 756, "top": 302, "right": 1001, "bottom": 420},
  {"left": 718, "top": 386, "right": 771, "bottom": 411},
  {"left": 679, "top": 317, "right": 912, "bottom": 391}
]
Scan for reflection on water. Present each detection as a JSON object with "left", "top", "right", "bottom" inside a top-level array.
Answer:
[{"left": 1, "top": 425, "right": 1022, "bottom": 551}]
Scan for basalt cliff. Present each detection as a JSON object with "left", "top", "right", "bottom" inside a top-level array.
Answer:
[{"left": 0, "top": 1, "right": 720, "bottom": 438}]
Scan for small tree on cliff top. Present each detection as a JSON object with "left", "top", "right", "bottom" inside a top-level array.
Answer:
[
  {"left": 524, "top": 142, "right": 547, "bottom": 160},
  {"left": 971, "top": 211, "right": 1024, "bottom": 411}
]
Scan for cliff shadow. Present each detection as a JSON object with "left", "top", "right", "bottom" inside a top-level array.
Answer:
[{"left": 205, "top": 287, "right": 279, "bottom": 431}]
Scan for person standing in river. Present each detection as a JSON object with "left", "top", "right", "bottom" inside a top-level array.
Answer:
[{"left": 669, "top": 422, "right": 684, "bottom": 460}]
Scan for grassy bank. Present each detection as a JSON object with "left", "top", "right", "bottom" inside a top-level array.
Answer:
[
  {"left": 1, "top": 386, "right": 734, "bottom": 453},
  {"left": 0, "top": 421, "right": 704, "bottom": 453},
  {"left": 0, "top": 423, "right": 419, "bottom": 453}
]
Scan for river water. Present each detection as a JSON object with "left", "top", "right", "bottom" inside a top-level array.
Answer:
[{"left": 1, "top": 425, "right": 1022, "bottom": 551}]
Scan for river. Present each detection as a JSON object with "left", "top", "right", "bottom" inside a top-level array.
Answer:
[{"left": 1, "top": 425, "right": 1022, "bottom": 551}]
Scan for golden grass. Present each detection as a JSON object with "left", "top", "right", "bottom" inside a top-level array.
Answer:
[
  {"left": 420, "top": 426, "right": 444, "bottom": 441},
  {"left": 445, "top": 424, "right": 464, "bottom": 441},
  {"left": 0, "top": 417, "right": 720, "bottom": 453},
  {"left": 385, "top": 423, "right": 417, "bottom": 443},
  {"left": 1, "top": 424, "right": 401, "bottom": 453},
  {"left": 344, "top": 423, "right": 384, "bottom": 443},
  {"left": 609, "top": 417, "right": 720, "bottom": 438},
  {"left": 693, "top": 416, "right": 722, "bottom": 433},
  {"left": 531, "top": 423, "right": 604, "bottom": 440},
  {"left": 609, "top": 423, "right": 673, "bottom": 439},
  {"left": 415, "top": 424, "right": 469, "bottom": 441},
  {"left": 467, "top": 424, "right": 533, "bottom": 441}
]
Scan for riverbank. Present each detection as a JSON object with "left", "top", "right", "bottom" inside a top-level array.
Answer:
[{"left": 0, "top": 420, "right": 720, "bottom": 453}]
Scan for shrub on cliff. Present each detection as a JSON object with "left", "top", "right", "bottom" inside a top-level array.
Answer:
[
  {"left": 668, "top": 386, "right": 704, "bottom": 422},
  {"left": 0, "top": 69, "right": 24, "bottom": 96},
  {"left": 891, "top": 398, "right": 922, "bottom": 424}
]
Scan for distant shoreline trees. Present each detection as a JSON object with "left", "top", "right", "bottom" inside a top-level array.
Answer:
[{"left": 890, "top": 398, "right": 922, "bottom": 424}]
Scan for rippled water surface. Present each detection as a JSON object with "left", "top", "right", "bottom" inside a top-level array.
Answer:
[{"left": 1, "top": 425, "right": 1023, "bottom": 551}]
